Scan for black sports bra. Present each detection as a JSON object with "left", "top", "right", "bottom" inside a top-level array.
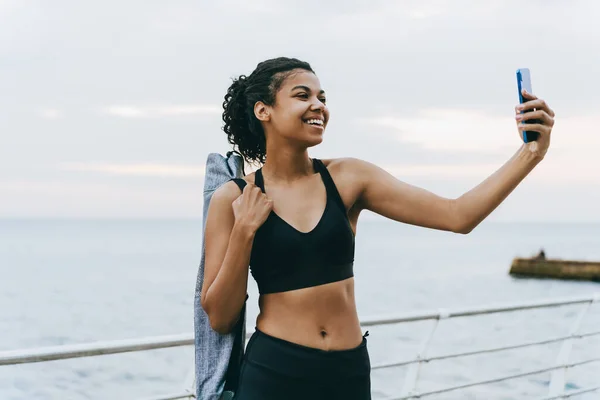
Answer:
[{"left": 231, "top": 158, "right": 355, "bottom": 294}]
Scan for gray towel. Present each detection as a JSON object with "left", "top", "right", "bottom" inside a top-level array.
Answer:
[{"left": 194, "top": 152, "right": 247, "bottom": 400}]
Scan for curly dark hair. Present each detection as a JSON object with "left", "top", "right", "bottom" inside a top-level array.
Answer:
[{"left": 222, "top": 57, "right": 315, "bottom": 165}]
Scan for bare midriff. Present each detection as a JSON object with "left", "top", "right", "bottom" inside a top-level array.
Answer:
[{"left": 255, "top": 277, "right": 363, "bottom": 351}]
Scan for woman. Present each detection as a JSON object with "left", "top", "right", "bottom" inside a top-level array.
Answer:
[{"left": 200, "top": 57, "right": 555, "bottom": 400}]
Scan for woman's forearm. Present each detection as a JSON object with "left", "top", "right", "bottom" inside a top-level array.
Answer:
[
  {"left": 454, "top": 144, "right": 543, "bottom": 233},
  {"left": 203, "top": 223, "right": 255, "bottom": 334}
]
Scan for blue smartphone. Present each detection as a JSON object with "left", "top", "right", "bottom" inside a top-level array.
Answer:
[{"left": 516, "top": 68, "right": 540, "bottom": 142}]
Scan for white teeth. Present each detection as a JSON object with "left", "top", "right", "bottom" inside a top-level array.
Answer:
[{"left": 305, "top": 119, "right": 324, "bottom": 126}]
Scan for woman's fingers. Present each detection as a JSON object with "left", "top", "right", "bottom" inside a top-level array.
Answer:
[
  {"left": 242, "top": 182, "right": 257, "bottom": 193},
  {"left": 516, "top": 109, "right": 555, "bottom": 127},
  {"left": 516, "top": 91, "right": 555, "bottom": 117},
  {"left": 242, "top": 183, "right": 261, "bottom": 200},
  {"left": 233, "top": 182, "right": 272, "bottom": 229},
  {"left": 241, "top": 182, "right": 271, "bottom": 209},
  {"left": 517, "top": 122, "right": 551, "bottom": 135},
  {"left": 521, "top": 89, "right": 538, "bottom": 101}
]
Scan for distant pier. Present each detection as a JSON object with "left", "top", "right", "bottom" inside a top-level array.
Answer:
[{"left": 510, "top": 251, "right": 600, "bottom": 281}]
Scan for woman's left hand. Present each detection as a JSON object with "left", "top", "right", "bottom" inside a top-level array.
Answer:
[{"left": 515, "top": 89, "right": 555, "bottom": 160}]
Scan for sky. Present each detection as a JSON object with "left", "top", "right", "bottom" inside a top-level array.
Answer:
[{"left": 1, "top": 0, "right": 599, "bottom": 222}]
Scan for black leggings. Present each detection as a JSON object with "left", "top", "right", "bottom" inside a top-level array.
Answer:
[{"left": 233, "top": 328, "right": 371, "bottom": 400}]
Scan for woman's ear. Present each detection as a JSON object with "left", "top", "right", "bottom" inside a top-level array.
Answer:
[{"left": 254, "top": 101, "right": 270, "bottom": 122}]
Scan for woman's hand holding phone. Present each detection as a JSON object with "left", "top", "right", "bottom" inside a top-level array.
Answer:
[{"left": 515, "top": 89, "right": 555, "bottom": 160}]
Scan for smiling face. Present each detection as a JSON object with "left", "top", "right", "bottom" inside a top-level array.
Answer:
[{"left": 255, "top": 69, "right": 329, "bottom": 149}]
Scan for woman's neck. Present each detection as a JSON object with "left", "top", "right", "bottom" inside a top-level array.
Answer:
[{"left": 261, "top": 148, "right": 314, "bottom": 184}]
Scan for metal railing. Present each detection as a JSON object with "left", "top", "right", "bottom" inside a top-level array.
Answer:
[{"left": 1, "top": 293, "right": 599, "bottom": 399}]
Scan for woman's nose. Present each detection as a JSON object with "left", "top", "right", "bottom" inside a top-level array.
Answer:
[{"left": 310, "top": 99, "right": 325, "bottom": 110}]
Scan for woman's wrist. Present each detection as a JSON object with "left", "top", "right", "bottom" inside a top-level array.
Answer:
[
  {"left": 517, "top": 142, "right": 545, "bottom": 166},
  {"left": 232, "top": 220, "right": 257, "bottom": 240}
]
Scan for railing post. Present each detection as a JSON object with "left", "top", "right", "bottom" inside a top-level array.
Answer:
[
  {"left": 400, "top": 308, "right": 450, "bottom": 399},
  {"left": 547, "top": 294, "right": 599, "bottom": 397},
  {"left": 182, "top": 361, "right": 196, "bottom": 398}
]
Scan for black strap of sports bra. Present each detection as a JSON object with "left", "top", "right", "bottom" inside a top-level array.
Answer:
[
  {"left": 254, "top": 168, "right": 266, "bottom": 193},
  {"left": 313, "top": 159, "right": 346, "bottom": 212},
  {"left": 231, "top": 178, "right": 247, "bottom": 192}
]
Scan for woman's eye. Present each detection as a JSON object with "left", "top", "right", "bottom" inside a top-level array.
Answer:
[{"left": 295, "top": 93, "right": 326, "bottom": 103}]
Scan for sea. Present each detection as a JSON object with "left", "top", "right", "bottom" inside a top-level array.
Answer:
[{"left": 1, "top": 219, "right": 599, "bottom": 400}]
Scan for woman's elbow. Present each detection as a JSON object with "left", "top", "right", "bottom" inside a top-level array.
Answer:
[
  {"left": 202, "top": 298, "right": 235, "bottom": 334},
  {"left": 210, "top": 317, "right": 233, "bottom": 335},
  {"left": 455, "top": 225, "right": 474, "bottom": 235},
  {"left": 449, "top": 218, "right": 474, "bottom": 234},
  {"left": 452, "top": 218, "right": 474, "bottom": 234},
  {"left": 448, "top": 200, "right": 474, "bottom": 234},
  {"left": 206, "top": 308, "right": 234, "bottom": 334}
]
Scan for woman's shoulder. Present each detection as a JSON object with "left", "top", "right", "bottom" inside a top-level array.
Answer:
[
  {"left": 211, "top": 172, "right": 257, "bottom": 202},
  {"left": 319, "top": 157, "right": 383, "bottom": 188},
  {"left": 320, "top": 157, "right": 370, "bottom": 173},
  {"left": 319, "top": 157, "right": 367, "bottom": 185}
]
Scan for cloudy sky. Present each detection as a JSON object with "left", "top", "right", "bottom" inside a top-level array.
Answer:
[{"left": 1, "top": 0, "right": 599, "bottom": 221}]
